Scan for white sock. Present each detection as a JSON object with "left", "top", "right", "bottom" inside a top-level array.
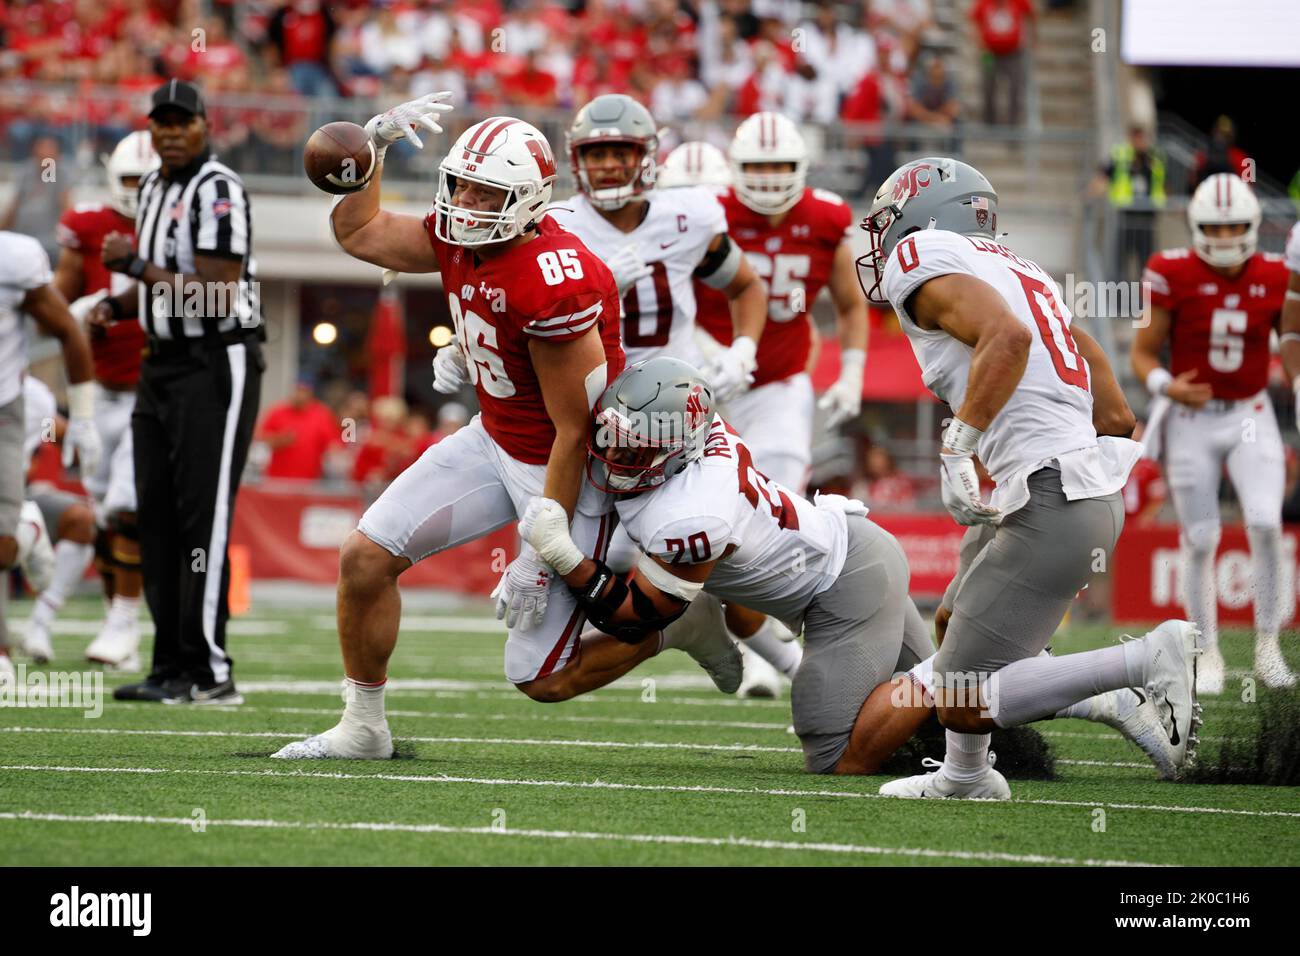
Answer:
[
  {"left": 31, "top": 541, "right": 94, "bottom": 628},
  {"left": 343, "top": 677, "right": 387, "bottom": 725},
  {"left": 1181, "top": 537, "right": 1219, "bottom": 653},
  {"left": 942, "top": 730, "right": 991, "bottom": 782},
  {"left": 108, "top": 594, "right": 141, "bottom": 629},
  {"left": 1246, "top": 525, "right": 1287, "bottom": 639},
  {"left": 741, "top": 620, "right": 802, "bottom": 678},
  {"left": 1054, "top": 698, "right": 1094, "bottom": 720},
  {"left": 988, "top": 645, "right": 1131, "bottom": 728}
]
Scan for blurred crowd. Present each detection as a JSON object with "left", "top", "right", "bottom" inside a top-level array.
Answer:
[{"left": 0, "top": 0, "right": 1055, "bottom": 180}]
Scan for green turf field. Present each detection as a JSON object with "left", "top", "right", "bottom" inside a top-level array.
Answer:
[{"left": 2, "top": 598, "right": 1298, "bottom": 866}]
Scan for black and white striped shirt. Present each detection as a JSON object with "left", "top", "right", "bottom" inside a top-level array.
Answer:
[{"left": 134, "top": 148, "right": 261, "bottom": 340}]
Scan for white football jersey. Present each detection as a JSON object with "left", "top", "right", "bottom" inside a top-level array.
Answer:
[
  {"left": 614, "top": 415, "right": 848, "bottom": 631},
  {"left": 882, "top": 229, "right": 1140, "bottom": 514},
  {"left": 22, "top": 375, "right": 57, "bottom": 471},
  {"left": 1286, "top": 220, "right": 1300, "bottom": 274},
  {"left": 0, "top": 231, "right": 52, "bottom": 406},
  {"left": 546, "top": 187, "right": 726, "bottom": 367}
]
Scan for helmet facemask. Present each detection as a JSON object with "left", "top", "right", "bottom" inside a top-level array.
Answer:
[
  {"left": 571, "top": 138, "right": 656, "bottom": 211},
  {"left": 587, "top": 405, "right": 689, "bottom": 495},
  {"left": 733, "top": 159, "right": 808, "bottom": 215},
  {"left": 433, "top": 167, "right": 544, "bottom": 248},
  {"left": 1191, "top": 220, "right": 1259, "bottom": 269}
]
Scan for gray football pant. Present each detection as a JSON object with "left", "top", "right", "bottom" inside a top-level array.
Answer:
[
  {"left": 794, "top": 515, "right": 934, "bottom": 774},
  {"left": 934, "top": 467, "right": 1124, "bottom": 682}
]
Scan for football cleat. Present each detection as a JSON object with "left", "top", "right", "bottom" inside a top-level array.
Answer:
[
  {"left": 271, "top": 717, "right": 394, "bottom": 759},
  {"left": 878, "top": 753, "right": 1011, "bottom": 800},
  {"left": 85, "top": 620, "right": 141, "bottom": 671},
  {"left": 21, "top": 621, "right": 54, "bottom": 664},
  {"left": 1196, "top": 643, "right": 1225, "bottom": 696},
  {"left": 1133, "top": 620, "right": 1202, "bottom": 774},
  {"left": 1254, "top": 634, "right": 1296, "bottom": 690},
  {"left": 1089, "top": 687, "right": 1193, "bottom": 780},
  {"left": 661, "top": 594, "right": 743, "bottom": 694},
  {"left": 163, "top": 677, "right": 245, "bottom": 706},
  {"left": 736, "top": 640, "right": 782, "bottom": 698}
]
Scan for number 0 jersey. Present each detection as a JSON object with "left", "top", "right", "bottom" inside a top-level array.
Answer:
[
  {"left": 614, "top": 415, "right": 848, "bottom": 631},
  {"left": 881, "top": 229, "right": 1140, "bottom": 514},
  {"left": 546, "top": 187, "right": 726, "bottom": 367},
  {"left": 1143, "top": 248, "right": 1288, "bottom": 400},
  {"left": 422, "top": 213, "right": 625, "bottom": 466}
]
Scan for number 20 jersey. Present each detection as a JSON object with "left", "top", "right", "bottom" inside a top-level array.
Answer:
[
  {"left": 423, "top": 213, "right": 625, "bottom": 465},
  {"left": 881, "top": 229, "right": 1138, "bottom": 510},
  {"left": 614, "top": 415, "right": 848, "bottom": 631},
  {"left": 1143, "top": 248, "right": 1287, "bottom": 400},
  {"left": 545, "top": 187, "right": 725, "bottom": 367}
]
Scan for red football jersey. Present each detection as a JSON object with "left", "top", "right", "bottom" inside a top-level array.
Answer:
[
  {"left": 56, "top": 202, "right": 146, "bottom": 389},
  {"left": 422, "top": 214, "right": 624, "bottom": 466},
  {"left": 1144, "top": 248, "right": 1289, "bottom": 400},
  {"left": 696, "top": 187, "right": 853, "bottom": 387}
]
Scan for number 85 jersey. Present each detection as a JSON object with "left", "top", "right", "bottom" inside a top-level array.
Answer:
[
  {"left": 424, "top": 213, "right": 624, "bottom": 465},
  {"left": 882, "top": 229, "right": 1138, "bottom": 511},
  {"left": 614, "top": 416, "right": 848, "bottom": 631}
]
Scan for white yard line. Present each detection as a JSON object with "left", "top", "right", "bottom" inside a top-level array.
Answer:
[
  {"left": 2, "top": 763, "right": 1296, "bottom": 819},
  {"left": 0, "top": 809, "right": 1165, "bottom": 866},
  {"left": 235, "top": 705, "right": 792, "bottom": 732}
]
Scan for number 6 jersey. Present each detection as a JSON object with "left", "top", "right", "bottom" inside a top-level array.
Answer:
[
  {"left": 614, "top": 415, "right": 848, "bottom": 632},
  {"left": 881, "top": 228, "right": 1140, "bottom": 515},
  {"left": 422, "top": 213, "right": 624, "bottom": 465}
]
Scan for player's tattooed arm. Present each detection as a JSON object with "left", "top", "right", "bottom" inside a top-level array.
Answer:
[
  {"left": 1073, "top": 325, "right": 1136, "bottom": 437},
  {"left": 1131, "top": 304, "right": 1211, "bottom": 407},
  {"left": 329, "top": 157, "right": 439, "bottom": 275},
  {"left": 530, "top": 327, "right": 608, "bottom": 519},
  {"left": 908, "top": 273, "right": 1031, "bottom": 431}
]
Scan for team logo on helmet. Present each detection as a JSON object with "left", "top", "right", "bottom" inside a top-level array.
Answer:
[
  {"left": 971, "top": 195, "right": 990, "bottom": 229},
  {"left": 891, "top": 163, "right": 933, "bottom": 203},
  {"left": 684, "top": 385, "right": 709, "bottom": 431}
]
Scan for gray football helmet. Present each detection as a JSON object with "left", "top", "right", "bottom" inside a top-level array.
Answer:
[
  {"left": 588, "top": 357, "right": 715, "bottom": 495},
  {"left": 567, "top": 94, "right": 659, "bottom": 210},
  {"left": 857, "top": 157, "right": 999, "bottom": 304}
]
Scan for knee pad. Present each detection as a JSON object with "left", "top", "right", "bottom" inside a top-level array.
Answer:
[
  {"left": 94, "top": 525, "right": 116, "bottom": 571},
  {"left": 1180, "top": 521, "right": 1221, "bottom": 556},
  {"left": 108, "top": 512, "right": 141, "bottom": 569}
]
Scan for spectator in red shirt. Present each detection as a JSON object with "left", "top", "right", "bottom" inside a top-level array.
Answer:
[
  {"left": 857, "top": 445, "right": 917, "bottom": 511},
  {"left": 266, "top": 0, "right": 337, "bottom": 97},
  {"left": 350, "top": 395, "right": 409, "bottom": 486},
  {"left": 499, "top": 51, "right": 558, "bottom": 109},
  {"left": 257, "top": 380, "right": 341, "bottom": 481},
  {"left": 970, "top": 0, "right": 1035, "bottom": 126}
]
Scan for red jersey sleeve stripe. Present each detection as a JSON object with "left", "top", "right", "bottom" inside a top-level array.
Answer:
[{"left": 526, "top": 301, "right": 604, "bottom": 331}]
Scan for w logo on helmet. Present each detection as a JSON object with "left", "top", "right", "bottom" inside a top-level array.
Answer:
[
  {"left": 684, "top": 386, "right": 709, "bottom": 431},
  {"left": 891, "top": 163, "right": 933, "bottom": 203},
  {"left": 526, "top": 139, "right": 557, "bottom": 179}
]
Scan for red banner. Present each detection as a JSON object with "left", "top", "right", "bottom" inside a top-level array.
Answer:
[
  {"left": 230, "top": 482, "right": 517, "bottom": 595},
  {"left": 871, "top": 513, "right": 967, "bottom": 597},
  {"left": 1111, "top": 524, "right": 1299, "bottom": 625}
]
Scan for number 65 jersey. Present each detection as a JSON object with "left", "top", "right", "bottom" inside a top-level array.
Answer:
[
  {"left": 423, "top": 213, "right": 624, "bottom": 465},
  {"left": 881, "top": 229, "right": 1140, "bottom": 515},
  {"left": 614, "top": 416, "right": 848, "bottom": 632}
]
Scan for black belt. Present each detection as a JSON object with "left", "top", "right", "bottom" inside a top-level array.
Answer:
[{"left": 145, "top": 328, "right": 259, "bottom": 359}]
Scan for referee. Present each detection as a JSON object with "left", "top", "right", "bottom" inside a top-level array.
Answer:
[{"left": 90, "top": 80, "right": 263, "bottom": 704}]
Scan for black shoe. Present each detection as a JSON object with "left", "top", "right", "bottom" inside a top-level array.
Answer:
[
  {"left": 113, "top": 677, "right": 181, "bottom": 702},
  {"left": 163, "top": 677, "right": 244, "bottom": 706}
]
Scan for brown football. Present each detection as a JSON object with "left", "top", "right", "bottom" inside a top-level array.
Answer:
[{"left": 304, "top": 121, "right": 376, "bottom": 195}]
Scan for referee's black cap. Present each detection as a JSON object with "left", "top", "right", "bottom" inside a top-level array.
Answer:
[{"left": 149, "top": 79, "right": 206, "bottom": 120}]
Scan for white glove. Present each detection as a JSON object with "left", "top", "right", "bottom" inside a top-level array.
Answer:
[
  {"left": 63, "top": 382, "right": 101, "bottom": 475},
  {"left": 939, "top": 452, "right": 1000, "bottom": 526},
  {"left": 364, "top": 91, "right": 455, "bottom": 156},
  {"left": 703, "top": 335, "right": 757, "bottom": 402},
  {"left": 68, "top": 290, "right": 108, "bottom": 325},
  {"left": 519, "top": 496, "right": 584, "bottom": 575},
  {"left": 432, "top": 343, "right": 469, "bottom": 394},
  {"left": 818, "top": 347, "right": 865, "bottom": 428},
  {"left": 813, "top": 491, "right": 869, "bottom": 518},
  {"left": 492, "top": 552, "right": 552, "bottom": 632},
  {"left": 606, "top": 244, "right": 653, "bottom": 295}
]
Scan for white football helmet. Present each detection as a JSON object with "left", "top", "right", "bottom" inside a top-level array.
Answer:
[
  {"left": 433, "top": 116, "right": 557, "bottom": 247},
  {"left": 658, "top": 141, "right": 731, "bottom": 190},
  {"left": 1188, "top": 173, "right": 1261, "bottom": 268},
  {"left": 729, "top": 111, "right": 808, "bottom": 215},
  {"left": 103, "top": 131, "right": 160, "bottom": 219}
]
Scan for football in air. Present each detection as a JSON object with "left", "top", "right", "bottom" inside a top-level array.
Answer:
[{"left": 304, "top": 121, "right": 376, "bottom": 195}]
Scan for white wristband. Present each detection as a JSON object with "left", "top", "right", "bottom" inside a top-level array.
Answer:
[
  {"left": 942, "top": 416, "right": 983, "bottom": 456},
  {"left": 840, "top": 347, "right": 866, "bottom": 376},
  {"left": 1145, "top": 367, "right": 1173, "bottom": 397},
  {"left": 67, "top": 381, "right": 94, "bottom": 419}
]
